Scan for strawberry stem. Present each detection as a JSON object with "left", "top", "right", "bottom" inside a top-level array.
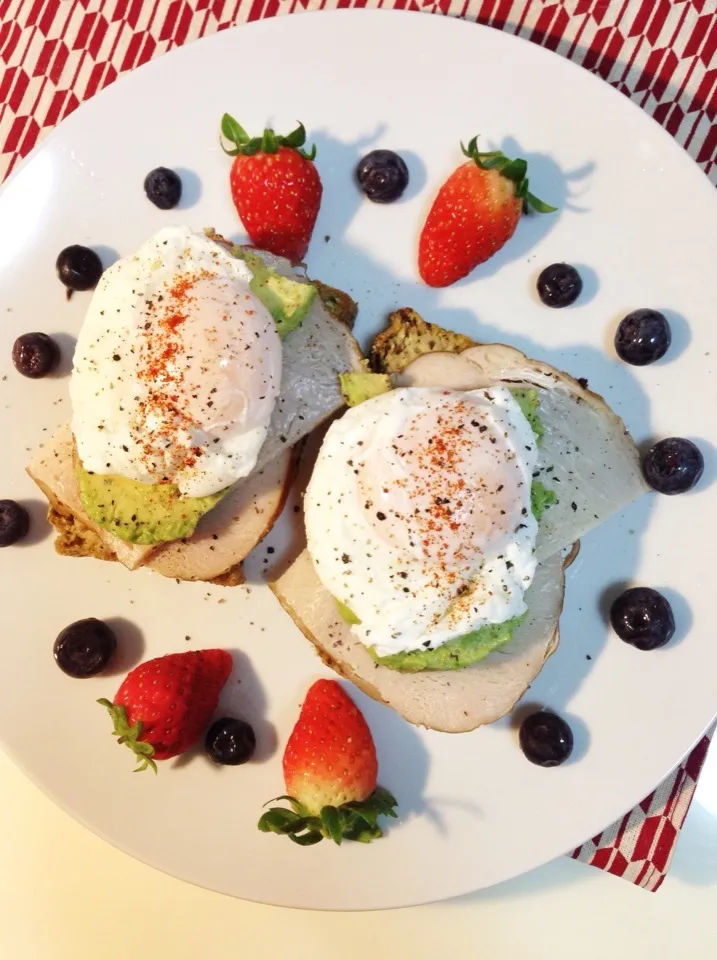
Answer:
[
  {"left": 460, "top": 136, "right": 557, "bottom": 214},
  {"left": 261, "top": 128, "right": 278, "bottom": 154},
  {"left": 258, "top": 787, "right": 398, "bottom": 846},
  {"left": 97, "top": 698, "right": 157, "bottom": 774},
  {"left": 220, "top": 114, "right": 317, "bottom": 160}
]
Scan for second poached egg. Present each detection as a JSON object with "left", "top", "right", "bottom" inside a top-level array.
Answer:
[{"left": 304, "top": 386, "right": 539, "bottom": 656}]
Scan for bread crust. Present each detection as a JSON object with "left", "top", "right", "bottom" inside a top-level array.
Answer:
[{"left": 370, "top": 307, "right": 474, "bottom": 374}]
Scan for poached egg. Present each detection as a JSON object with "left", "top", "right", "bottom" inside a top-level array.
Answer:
[
  {"left": 70, "top": 226, "right": 282, "bottom": 498},
  {"left": 304, "top": 387, "right": 539, "bottom": 656}
]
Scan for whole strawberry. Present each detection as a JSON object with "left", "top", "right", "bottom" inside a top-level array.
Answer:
[
  {"left": 98, "top": 649, "right": 232, "bottom": 772},
  {"left": 258, "top": 679, "right": 397, "bottom": 845},
  {"left": 418, "top": 136, "right": 556, "bottom": 287},
  {"left": 221, "top": 113, "right": 322, "bottom": 263}
]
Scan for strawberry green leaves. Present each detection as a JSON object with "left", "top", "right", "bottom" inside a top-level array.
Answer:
[
  {"left": 461, "top": 136, "right": 557, "bottom": 215},
  {"left": 319, "top": 805, "right": 344, "bottom": 845},
  {"left": 221, "top": 113, "right": 249, "bottom": 149},
  {"left": 257, "top": 808, "right": 323, "bottom": 846},
  {"left": 220, "top": 114, "right": 317, "bottom": 160},
  {"left": 258, "top": 787, "right": 398, "bottom": 847},
  {"left": 97, "top": 698, "right": 157, "bottom": 773},
  {"left": 282, "top": 122, "right": 310, "bottom": 151}
]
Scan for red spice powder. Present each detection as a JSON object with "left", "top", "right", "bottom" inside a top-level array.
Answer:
[{"left": 132, "top": 265, "right": 215, "bottom": 478}]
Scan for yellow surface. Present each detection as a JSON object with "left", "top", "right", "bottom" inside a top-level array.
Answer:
[{"left": 1, "top": 746, "right": 717, "bottom": 960}]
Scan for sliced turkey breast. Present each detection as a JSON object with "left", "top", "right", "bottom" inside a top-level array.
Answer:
[
  {"left": 28, "top": 423, "right": 295, "bottom": 580},
  {"left": 148, "top": 450, "right": 294, "bottom": 582},
  {"left": 398, "top": 344, "right": 648, "bottom": 561},
  {"left": 272, "top": 549, "right": 565, "bottom": 732}
]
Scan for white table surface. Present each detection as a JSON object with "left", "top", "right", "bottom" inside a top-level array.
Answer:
[{"left": 2, "top": 744, "right": 716, "bottom": 959}]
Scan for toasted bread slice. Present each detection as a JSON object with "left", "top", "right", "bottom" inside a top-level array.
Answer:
[
  {"left": 370, "top": 307, "right": 474, "bottom": 373},
  {"left": 48, "top": 504, "right": 116, "bottom": 562},
  {"left": 311, "top": 280, "right": 358, "bottom": 330},
  {"left": 46, "top": 505, "right": 246, "bottom": 585}
]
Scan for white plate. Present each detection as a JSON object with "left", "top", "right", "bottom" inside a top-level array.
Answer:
[{"left": 0, "top": 10, "right": 714, "bottom": 910}]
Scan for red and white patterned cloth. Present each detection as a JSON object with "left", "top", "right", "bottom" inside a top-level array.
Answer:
[
  {"left": 1, "top": 0, "right": 715, "bottom": 891},
  {"left": 572, "top": 728, "right": 714, "bottom": 889}
]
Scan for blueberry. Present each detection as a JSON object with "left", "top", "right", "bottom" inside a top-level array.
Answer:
[
  {"left": 519, "top": 711, "right": 574, "bottom": 767},
  {"left": 614, "top": 309, "right": 671, "bottom": 365},
  {"left": 610, "top": 587, "right": 675, "bottom": 651},
  {"left": 144, "top": 167, "right": 182, "bottom": 210},
  {"left": 356, "top": 150, "right": 409, "bottom": 204},
  {"left": 205, "top": 717, "right": 256, "bottom": 765},
  {"left": 643, "top": 437, "right": 703, "bottom": 495},
  {"left": 54, "top": 618, "right": 117, "bottom": 678},
  {"left": 536, "top": 263, "right": 583, "bottom": 308},
  {"left": 56, "top": 245, "right": 103, "bottom": 292},
  {"left": 12, "top": 332, "right": 59, "bottom": 378},
  {"left": 0, "top": 500, "right": 30, "bottom": 547}
]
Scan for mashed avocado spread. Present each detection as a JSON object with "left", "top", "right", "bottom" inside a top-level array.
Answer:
[
  {"left": 77, "top": 464, "right": 226, "bottom": 545},
  {"left": 334, "top": 376, "right": 556, "bottom": 672},
  {"left": 531, "top": 480, "right": 557, "bottom": 520},
  {"left": 234, "top": 248, "right": 316, "bottom": 338},
  {"left": 370, "top": 615, "right": 525, "bottom": 672},
  {"left": 511, "top": 388, "right": 544, "bottom": 445},
  {"left": 339, "top": 370, "right": 392, "bottom": 406}
]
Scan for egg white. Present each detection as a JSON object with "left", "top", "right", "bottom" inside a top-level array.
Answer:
[
  {"left": 70, "top": 226, "right": 282, "bottom": 498},
  {"left": 304, "top": 387, "right": 539, "bottom": 656}
]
